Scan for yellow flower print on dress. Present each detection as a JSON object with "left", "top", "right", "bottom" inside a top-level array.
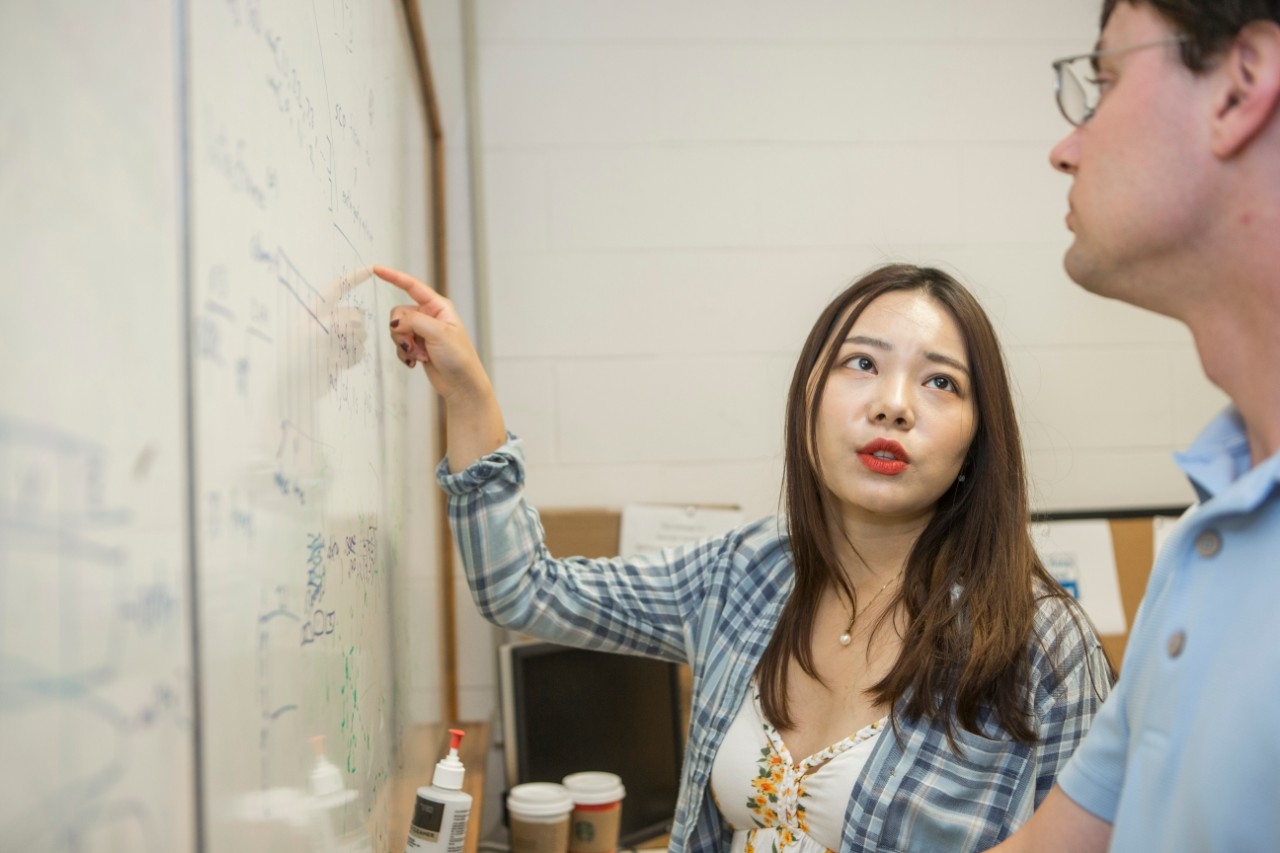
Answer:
[
  {"left": 735, "top": 683, "right": 887, "bottom": 853},
  {"left": 744, "top": 738, "right": 812, "bottom": 851}
]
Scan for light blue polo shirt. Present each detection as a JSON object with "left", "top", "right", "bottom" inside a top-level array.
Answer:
[{"left": 1056, "top": 407, "right": 1280, "bottom": 851}]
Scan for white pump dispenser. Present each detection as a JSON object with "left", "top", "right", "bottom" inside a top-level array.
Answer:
[
  {"left": 309, "top": 735, "right": 345, "bottom": 799},
  {"left": 405, "top": 729, "right": 472, "bottom": 853},
  {"left": 432, "top": 730, "right": 466, "bottom": 790},
  {"left": 308, "top": 735, "right": 368, "bottom": 853}
]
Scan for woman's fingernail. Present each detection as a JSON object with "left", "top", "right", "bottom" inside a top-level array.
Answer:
[
  {"left": 391, "top": 319, "right": 400, "bottom": 328},
  {"left": 400, "top": 342, "right": 409, "bottom": 351},
  {"left": 408, "top": 360, "right": 416, "bottom": 368}
]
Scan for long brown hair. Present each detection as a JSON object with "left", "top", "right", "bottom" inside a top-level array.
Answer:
[{"left": 758, "top": 263, "right": 1079, "bottom": 744}]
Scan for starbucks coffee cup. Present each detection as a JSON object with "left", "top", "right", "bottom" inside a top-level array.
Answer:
[
  {"left": 561, "top": 772, "right": 626, "bottom": 853},
  {"left": 507, "top": 783, "right": 574, "bottom": 853}
]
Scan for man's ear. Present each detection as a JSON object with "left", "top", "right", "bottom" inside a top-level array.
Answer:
[{"left": 1211, "top": 20, "right": 1280, "bottom": 158}]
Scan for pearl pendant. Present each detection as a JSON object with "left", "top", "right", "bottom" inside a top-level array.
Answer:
[{"left": 838, "top": 632, "right": 852, "bottom": 646}]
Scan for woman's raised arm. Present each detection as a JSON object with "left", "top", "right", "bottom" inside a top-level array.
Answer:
[{"left": 375, "top": 264, "right": 506, "bottom": 472}]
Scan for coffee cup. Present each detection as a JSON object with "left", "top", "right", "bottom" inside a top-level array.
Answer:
[
  {"left": 507, "top": 783, "right": 574, "bottom": 853},
  {"left": 561, "top": 772, "right": 626, "bottom": 853}
]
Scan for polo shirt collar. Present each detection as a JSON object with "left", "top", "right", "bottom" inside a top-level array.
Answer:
[{"left": 1174, "top": 406, "right": 1280, "bottom": 508}]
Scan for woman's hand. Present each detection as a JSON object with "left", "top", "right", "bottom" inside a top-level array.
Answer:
[
  {"left": 375, "top": 264, "right": 506, "bottom": 471},
  {"left": 376, "top": 264, "right": 480, "bottom": 397}
]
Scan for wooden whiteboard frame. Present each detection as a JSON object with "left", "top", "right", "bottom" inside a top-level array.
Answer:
[{"left": 400, "top": 0, "right": 461, "bottom": 723}]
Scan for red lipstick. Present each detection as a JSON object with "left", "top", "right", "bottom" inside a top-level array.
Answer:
[{"left": 857, "top": 438, "right": 909, "bottom": 476}]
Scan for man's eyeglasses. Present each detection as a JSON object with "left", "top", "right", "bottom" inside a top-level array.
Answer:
[{"left": 1051, "top": 36, "right": 1187, "bottom": 126}]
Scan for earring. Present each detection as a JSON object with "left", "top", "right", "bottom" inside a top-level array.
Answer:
[{"left": 957, "top": 473, "right": 966, "bottom": 484}]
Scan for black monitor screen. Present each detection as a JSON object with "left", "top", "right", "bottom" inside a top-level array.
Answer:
[{"left": 500, "top": 642, "right": 684, "bottom": 847}]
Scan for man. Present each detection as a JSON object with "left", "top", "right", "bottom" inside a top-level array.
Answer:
[{"left": 991, "top": 1, "right": 1280, "bottom": 851}]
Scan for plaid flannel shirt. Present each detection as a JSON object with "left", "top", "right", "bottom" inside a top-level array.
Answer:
[{"left": 440, "top": 437, "right": 1111, "bottom": 853}]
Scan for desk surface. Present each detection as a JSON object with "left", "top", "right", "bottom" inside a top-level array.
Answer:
[{"left": 387, "top": 721, "right": 489, "bottom": 853}]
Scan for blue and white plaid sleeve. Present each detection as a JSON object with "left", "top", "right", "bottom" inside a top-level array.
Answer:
[
  {"left": 1029, "top": 598, "right": 1114, "bottom": 809},
  {"left": 437, "top": 434, "right": 726, "bottom": 664}
]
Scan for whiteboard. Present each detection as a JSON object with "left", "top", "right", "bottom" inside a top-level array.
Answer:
[
  {"left": 0, "top": 1, "right": 192, "bottom": 849},
  {"left": 1, "top": 0, "right": 439, "bottom": 850}
]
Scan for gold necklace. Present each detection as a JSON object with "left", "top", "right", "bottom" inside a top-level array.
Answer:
[{"left": 838, "top": 570, "right": 902, "bottom": 647}]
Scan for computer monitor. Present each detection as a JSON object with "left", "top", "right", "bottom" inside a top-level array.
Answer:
[{"left": 498, "top": 641, "right": 685, "bottom": 847}]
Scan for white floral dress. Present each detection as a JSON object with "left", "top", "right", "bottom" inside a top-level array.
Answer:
[{"left": 710, "top": 681, "right": 886, "bottom": 853}]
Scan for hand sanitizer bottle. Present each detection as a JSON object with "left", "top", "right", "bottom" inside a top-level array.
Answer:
[
  {"left": 405, "top": 728, "right": 472, "bottom": 853},
  {"left": 309, "top": 735, "right": 370, "bottom": 853}
]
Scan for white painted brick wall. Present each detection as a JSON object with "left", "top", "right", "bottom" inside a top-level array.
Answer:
[
  {"left": 420, "top": 0, "right": 1231, "bottom": 794},
  {"left": 472, "top": 0, "right": 1226, "bottom": 520}
]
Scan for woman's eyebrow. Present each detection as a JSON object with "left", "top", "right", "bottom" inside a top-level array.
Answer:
[
  {"left": 927, "top": 352, "right": 970, "bottom": 376},
  {"left": 844, "top": 334, "right": 890, "bottom": 350},
  {"left": 845, "top": 335, "right": 970, "bottom": 376}
]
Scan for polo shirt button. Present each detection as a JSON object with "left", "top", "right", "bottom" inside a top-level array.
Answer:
[
  {"left": 1195, "top": 529, "right": 1222, "bottom": 557},
  {"left": 1167, "top": 630, "right": 1187, "bottom": 658}
]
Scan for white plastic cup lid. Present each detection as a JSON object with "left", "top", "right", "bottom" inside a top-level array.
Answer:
[
  {"left": 561, "top": 772, "right": 626, "bottom": 805},
  {"left": 507, "top": 782, "right": 575, "bottom": 819}
]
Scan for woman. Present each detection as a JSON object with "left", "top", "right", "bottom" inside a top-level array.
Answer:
[{"left": 377, "top": 262, "right": 1110, "bottom": 853}]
